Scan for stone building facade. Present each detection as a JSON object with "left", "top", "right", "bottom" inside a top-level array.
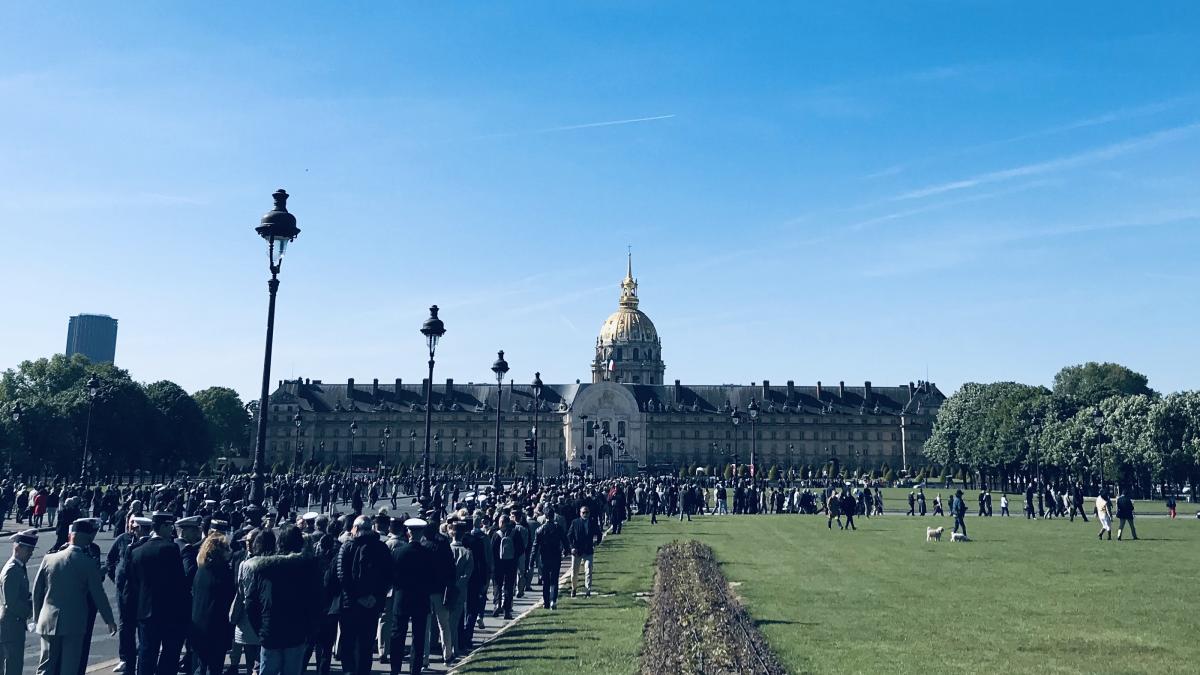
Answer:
[{"left": 265, "top": 257, "right": 944, "bottom": 474}]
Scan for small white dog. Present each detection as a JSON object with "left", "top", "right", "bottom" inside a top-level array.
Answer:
[
  {"left": 950, "top": 532, "right": 969, "bottom": 542},
  {"left": 925, "top": 526, "right": 944, "bottom": 542}
]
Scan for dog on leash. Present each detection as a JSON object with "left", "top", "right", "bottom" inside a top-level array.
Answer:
[
  {"left": 925, "top": 526, "right": 944, "bottom": 542},
  {"left": 950, "top": 532, "right": 969, "bottom": 542}
]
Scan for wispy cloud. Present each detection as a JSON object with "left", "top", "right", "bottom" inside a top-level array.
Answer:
[
  {"left": 862, "top": 95, "right": 1197, "bottom": 181},
  {"left": 470, "top": 114, "right": 675, "bottom": 141},
  {"left": 893, "top": 121, "right": 1200, "bottom": 201}
]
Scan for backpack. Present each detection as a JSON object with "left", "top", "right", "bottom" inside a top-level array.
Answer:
[{"left": 499, "top": 532, "right": 516, "bottom": 560}]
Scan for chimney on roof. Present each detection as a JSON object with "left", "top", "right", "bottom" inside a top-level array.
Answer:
[
  {"left": 762, "top": 379, "right": 770, "bottom": 399},
  {"left": 674, "top": 379, "right": 682, "bottom": 403},
  {"left": 838, "top": 381, "right": 845, "bottom": 398},
  {"left": 908, "top": 382, "right": 915, "bottom": 400},
  {"left": 786, "top": 380, "right": 795, "bottom": 402},
  {"left": 305, "top": 378, "right": 310, "bottom": 385},
  {"left": 394, "top": 378, "right": 402, "bottom": 394},
  {"left": 816, "top": 381, "right": 823, "bottom": 400},
  {"left": 445, "top": 378, "right": 454, "bottom": 400},
  {"left": 864, "top": 381, "right": 872, "bottom": 401},
  {"left": 277, "top": 380, "right": 282, "bottom": 388},
  {"left": 422, "top": 378, "right": 430, "bottom": 399},
  {"left": 347, "top": 378, "right": 355, "bottom": 397},
  {"left": 372, "top": 378, "right": 379, "bottom": 397}
]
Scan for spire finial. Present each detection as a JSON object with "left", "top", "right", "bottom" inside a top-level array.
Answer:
[{"left": 626, "top": 245, "right": 633, "bottom": 280}]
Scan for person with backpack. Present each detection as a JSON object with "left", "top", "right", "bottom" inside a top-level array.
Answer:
[
  {"left": 335, "top": 515, "right": 391, "bottom": 675},
  {"left": 489, "top": 516, "right": 523, "bottom": 620}
]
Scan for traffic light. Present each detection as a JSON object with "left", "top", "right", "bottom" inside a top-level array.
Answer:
[{"left": 524, "top": 437, "right": 536, "bottom": 459}]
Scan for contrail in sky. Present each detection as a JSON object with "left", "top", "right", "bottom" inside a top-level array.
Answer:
[
  {"left": 470, "top": 114, "right": 675, "bottom": 140},
  {"left": 535, "top": 114, "right": 676, "bottom": 133}
]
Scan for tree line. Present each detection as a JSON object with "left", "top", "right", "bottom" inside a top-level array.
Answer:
[
  {"left": 924, "top": 361, "right": 1199, "bottom": 497},
  {"left": 0, "top": 354, "right": 251, "bottom": 479}
]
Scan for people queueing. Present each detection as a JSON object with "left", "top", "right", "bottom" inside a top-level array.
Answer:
[{"left": 0, "top": 466, "right": 1166, "bottom": 675}]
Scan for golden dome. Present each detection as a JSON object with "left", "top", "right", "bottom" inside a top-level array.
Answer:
[{"left": 598, "top": 306, "right": 659, "bottom": 344}]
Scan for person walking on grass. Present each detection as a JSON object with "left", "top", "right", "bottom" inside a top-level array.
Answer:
[
  {"left": 567, "top": 506, "right": 601, "bottom": 599},
  {"left": 840, "top": 490, "right": 857, "bottom": 531},
  {"left": 1166, "top": 493, "right": 1177, "bottom": 519},
  {"left": 906, "top": 491, "right": 916, "bottom": 516},
  {"left": 826, "top": 490, "right": 843, "bottom": 530},
  {"left": 1000, "top": 494, "right": 1010, "bottom": 517},
  {"left": 1115, "top": 493, "right": 1138, "bottom": 541},
  {"left": 951, "top": 490, "right": 968, "bottom": 539},
  {"left": 1096, "top": 489, "right": 1113, "bottom": 541},
  {"left": 933, "top": 494, "right": 945, "bottom": 517}
]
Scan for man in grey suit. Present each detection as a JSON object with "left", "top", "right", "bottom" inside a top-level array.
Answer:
[
  {"left": 32, "top": 518, "right": 117, "bottom": 675},
  {"left": 0, "top": 529, "right": 38, "bottom": 675}
]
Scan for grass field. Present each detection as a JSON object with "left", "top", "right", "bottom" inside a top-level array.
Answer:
[{"left": 458, "top": 513, "right": 1200, "bottom": 674}]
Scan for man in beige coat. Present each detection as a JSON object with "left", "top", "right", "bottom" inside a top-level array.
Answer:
[
  {"left": 0, "top": 530, "right": 39, "bottom": 675},
  {"left": 32, "top": 519, "right": 117, "bottom": 675}
]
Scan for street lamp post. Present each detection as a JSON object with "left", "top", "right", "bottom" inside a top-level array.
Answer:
[
  {"left": 1092, "top": 407, "right": 1107, "bottom": 491},
  {"left": 349, "top": 421, "right": 358, "bottom": 472},
  {"left": 419, "top": 305, "right": 446, "bottom": 505},
  {"left": 384, "top": 425, "right": 392, "bottom": 470},
  {"left": 80, "top": 375, "right": 100, "bottom": 483},
  {"left": 249, "top": 189, "right": 301, "bottom": 507},
  {"left": 747, "top": 398, "right": 759, "bottom": 481},
  {"left": 531, "top": 372, "right": 543, "bottom": 491},
  {"left": 409, "top": 430, "right": 417, "bottom": 468},
  {"left": 293, "top": 412, "right": 304, "bottom": 472},
  {"left": 730, "top": 406, "right": 741, "bottom": 477},
  {"left": 491, "top": 350, "right": 509, "bottom": 491},
  {"left": 451, "top": 435, "right": 458, "bottom": 467},
  {"left": 10, "top": 401, "right": 24, "bottom": 476}
]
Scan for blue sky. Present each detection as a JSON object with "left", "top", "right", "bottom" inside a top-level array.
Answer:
[{"left": 3, "top": 2, "right": 1200, "bottom": 400}]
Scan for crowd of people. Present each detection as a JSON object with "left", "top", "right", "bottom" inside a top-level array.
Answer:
[
  {"left": 0, "top": 471, "right": 621, "bottom": 675},
  {"left": 0, "top": 468, "right": 1170, "bottom": 675}
]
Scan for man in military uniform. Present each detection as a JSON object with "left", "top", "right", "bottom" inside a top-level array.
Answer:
[
  {"left": 110, "top": 516, "right": 151, "bottom": 674},
  {"left": 32, "top": 518, "right": 117, "bottom": 675},
  {"left": 127, "top": 513, "right": 189, "bottom": 675},
  {"left": 389, "top": 519, "right": 435, "bottom": 675},
  {"left": 0, "top": 530, "right": 37, "bottom": 675},
  {"left": 174, "top": 517, "right": 203, "bottom": 675}
]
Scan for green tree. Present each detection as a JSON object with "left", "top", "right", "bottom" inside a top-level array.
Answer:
[
  {"left": 146, "top": 381, "right": 212, "bottom": 471},
  {"left": 193, "top": 386, "right": 250, "bottom": 457},
  {"left": 1053, "top": 362, "right": 1154, "bottom": 407}
]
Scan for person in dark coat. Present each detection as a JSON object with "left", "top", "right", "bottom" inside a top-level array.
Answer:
[
  {"left": 190, "top": 531, "right": 234, "bottom": 675},
  {"left": 389, "top": 519, "right": 436, "bottom": 675},
  {"left": 609, "top": 490, "right": 627, "bottom": 534},
  {"left": 243, "top": 525, "right": 322, "bottom": 675},
  {"left": 335, "top": 516, "right": 391, "bottom": 675},
  {"left": 531, "top": 512, "right": 567, "bottom": 610},
  {"left": 126, "top": 512, "right": 190, "bottom": 675}
]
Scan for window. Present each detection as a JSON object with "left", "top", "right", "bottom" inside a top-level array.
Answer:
[
  {"left": 586, "top": 421, "right": 595, "bottom": 437},
  {"left": 618, "top": 421, "right": 626, "bottom": 437},
  {"left": 602, "top": 420, "right": 611, "bottom": 436},
  {"left": 616, "top": 348, "right": 624, "bottom": 360},
  {"left": 633, "top": 348, "right": 639, "bottom": 360},
  {"left": 633, "top": 375, "right": 641, "bottom": 383}
]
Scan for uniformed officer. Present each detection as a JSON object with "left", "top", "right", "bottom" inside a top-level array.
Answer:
[
  {"left": 127, "top": 512, "right": 189, "bottom": 675},
  {"left": 111, "top": 517, "right": 152, "bottom": 674},
  {"left": 32, "top": 518, "right": 117, "bottom": 675},
  {"left": 0, "top": 529, "right": 37, "bottom": 675},
  {"left": 175, "top": 517, "right": 203, "bottom": 675}
]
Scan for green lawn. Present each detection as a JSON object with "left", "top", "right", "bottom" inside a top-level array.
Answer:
[{"left": 459, "top": 513, "right": 1200, "bottom": 674}]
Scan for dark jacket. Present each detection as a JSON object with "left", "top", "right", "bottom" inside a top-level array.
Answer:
[
  {"left": 190, "top": 559, "right": 235, "bottom": 658},
  {"left": 127, "top": 535, "right": 190, "bottom": 629},
  {"left": 567, "top": 517, "right": 601, "bottom": 556},
  {"left": 336, "top": 531, "right": 391, "bottom": 614},
  {"left": 532, "top": 521, "right": 567, "bottom": 566},
  {"left": 421, "top": 532, "right": 455, "bottom": 596},
  {"left": 390, "top": 541, "right": 435, "bottom": 616},
  {"left": 243, "top": 552, "right": 322, "bottom": 649},
  {"left": 1116, "top": 494, "right": 1135, "bottom": 519}
]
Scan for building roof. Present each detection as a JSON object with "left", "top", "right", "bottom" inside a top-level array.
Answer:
[{"left": 270, "top": 378, "right": 944, "bottom": 417}]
